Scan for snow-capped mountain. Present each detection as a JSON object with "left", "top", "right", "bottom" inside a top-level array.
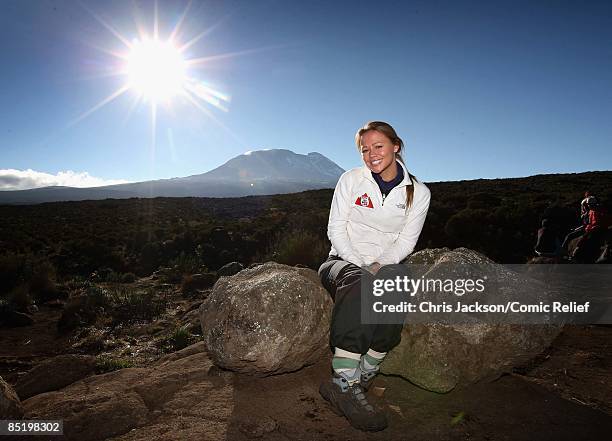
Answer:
[{"left": 0, "top": 149, "right": 345, "bottom": 205}]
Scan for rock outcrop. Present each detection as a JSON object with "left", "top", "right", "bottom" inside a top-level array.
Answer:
[
  {"left": 23, "top": 343, "right": 233, "bottom": 441},
  {"left": 1, "top": 376, "right": 24, "bottom": 418},
  {"left": 200, "top": 262, "right": 333, "bottom": 375},
  {"left": 381, "top": 247, "right": 562, "bottom": 393},
  {"left": 15, "top": 354, "right": 97, "bottom": 400}
]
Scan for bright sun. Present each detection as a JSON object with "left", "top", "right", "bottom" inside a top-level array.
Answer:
[
  {"left": 71, "top": 3, "right": 236, "bottom": 136},
  {"left": 126, "top": 38, "right": 187, "bottom": 102}
]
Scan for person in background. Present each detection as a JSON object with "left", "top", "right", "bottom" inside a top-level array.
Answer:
[
  {"left": 572, "top": 196, "right": 610, "bottom": 260},
  {"left": 534, "top": 218, "right": 562, "bottom": 258},
  {"left": 561, "top": 192, "right": 596, "bottom": 252},
  {"left": 317, "top": 121, "right": 431, "bottom": 432}
]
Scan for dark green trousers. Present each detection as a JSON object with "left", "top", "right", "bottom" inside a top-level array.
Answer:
[{"left": 318, "top": 255, "right": 405, "bottom": 355}]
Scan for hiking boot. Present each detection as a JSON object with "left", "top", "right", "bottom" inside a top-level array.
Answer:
[
  {"left": 319, "top": 373, "right": 388, "bottom": 432},
  {"left": 360, "top": 366, "right": 379, "bottom": 391}
]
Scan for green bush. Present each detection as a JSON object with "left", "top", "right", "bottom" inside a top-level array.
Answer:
[
  {"left": 107, "top": 287, "right": 169, "bottom": 325},
  {"left": 58, "top": 285, "right": 170, "bottom": 332},
  {"left": 57, "top": 285, "right": 113, "bottom": 333},
  {"left": 169, "top": 251, "right": 204, "bottom": 276},
  {"left": 28, "top": 260, "right": 60, "bottom": 302},
  {"left": 120, "top": 272, "right": 137, "bottom": 283},
  {"left": 0, "top": 253, "right": 26, "bottom": 293},
  {"left": 7, "top": 284, "right": 32, "bottom": 312},
  {"left": 161, "top": 326, "right": 196, "bottom": 352},
  {"left": 263, "top": 229, "right": 329, "bottom": 269},
  {"left": 64, "top": 275, "right": 91, "bottom": 292},
  {"left": 0, "top": 254, "right": 59, "bottom": 302},
  {"left": 96, "top": 356, "right": 134, "bottom": 373},
  {"left": 169, "top": 326, "right": 191, "bottom": 351}
]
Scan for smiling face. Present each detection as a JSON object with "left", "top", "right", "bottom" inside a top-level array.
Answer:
[{"left": 359, "top": 129, "right": 400, "bottom": 181}]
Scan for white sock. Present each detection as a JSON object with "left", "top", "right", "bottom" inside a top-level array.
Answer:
[
  {"left": 361, "top": 348, "right": 386, "bottom": 372},
  {"left": 333, "top": 347, "right": 361, "bottom": 385}
]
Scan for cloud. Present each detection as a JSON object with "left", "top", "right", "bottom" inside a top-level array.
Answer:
[{"left": 0, "top": 169, "right": 131, "bottom": 191}]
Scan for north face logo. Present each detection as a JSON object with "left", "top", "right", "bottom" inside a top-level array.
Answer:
[{"left": 355, "top": 193, "right": 374, "bottom": 208}]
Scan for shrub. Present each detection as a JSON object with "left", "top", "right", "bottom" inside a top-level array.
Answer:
[
  {"left": 169, "top": 251, "right": 204, "bottom": 276},
  {"left": 169, "top": 326, "right": 191, "bottom": 351},
  {"left": 7, "top": 284, "right": 32, "bottom": 312},
  {"left": 95, "top": 356, "right": 134, "bottom": 373},
  {"left": 120, "top": 272, "right": 137, "bottom": 283},
  {"left": 262, "top": 230, "right": 329, "bottom": 269},
  {"left": 444, "top": 209, "right": 490, "bottom": 248},
  {"left": 64, "top": 275, "right": 91, "bottom": 292},
  {"left": 102, "top": 270, "right": 121, "bottom": 283},
  {"left": 0, "top": 253, "right": 26, "bottom": 293},
  {"left": 107, "top": 287, "right": 169, "bottom": 325},
  {"left": 57, "top": 286, "right": 111, "bottom": 333},
  {"left": 0, "top": 254, "right": 59, "bottom": 302},
  {"left": 160, "top": 326, "right": 196, "bottom": 352},
  {"left": 28, "top": 260, "right": 60, "bottom": 302},
  {"left": 138, "top": 242, "right": 162, "bottom": 276}
]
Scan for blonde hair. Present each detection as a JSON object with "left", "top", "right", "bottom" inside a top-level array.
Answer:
[{"left": 355, "top": 121, "right": 417, "bottom": 209}]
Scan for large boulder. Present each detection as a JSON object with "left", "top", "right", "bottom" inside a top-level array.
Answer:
[
  {"left": 567, "top": 226, "right": 612, "bottom": 263},
  {"left": 1, "top": 376, "right": 24, "bottom": 418},
  {"left": 15, "top": 354, "right": 97, "bottom": 400},
  {"left": 200, "top": 262, "right": 333, "bottom": 375},
  {"left": 381, "top": 247, "right": 562, "bottom": 393}
]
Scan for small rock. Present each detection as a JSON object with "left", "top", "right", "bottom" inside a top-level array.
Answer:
[
  {"left": 238, "top": 416, "right": 278, "bottom": 438},
  {"left": 371, "top": 386, "right": 386, "bottom": 398},
  {"left": 182, "top": 273, "right": 216, "bottom": 295},
  {"left": 217, "top": 261, "right": 244, "bottom": 277}
]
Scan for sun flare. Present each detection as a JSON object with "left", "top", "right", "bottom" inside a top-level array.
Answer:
[
  {"left": 69, "top": 2, "right": 266, "bottom": 149},
  {"left": 126, "top": 38, "right": 186, "bottom": 102}
]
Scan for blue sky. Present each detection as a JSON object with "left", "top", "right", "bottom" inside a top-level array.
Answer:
[{"left": 0, "top": 0, "right": 611, "bottom": 189}]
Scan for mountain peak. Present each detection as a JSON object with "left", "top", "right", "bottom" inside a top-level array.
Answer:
[
  {"left": 0, "top": 149, "right": 344, "bottom": 204},
  {"left": 202, "top": 149, "right": 343, "bottom": 182},
  {"left": 243, "top": 148, "right": 293, "bottom": 156}
]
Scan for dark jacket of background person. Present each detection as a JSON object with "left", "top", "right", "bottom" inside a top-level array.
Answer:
[{"left": 535, "top": 220, "right": 562, "bottom": 255}]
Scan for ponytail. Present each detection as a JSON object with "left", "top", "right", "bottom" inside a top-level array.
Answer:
[{"left": 397, "top": 155, "right": 416, "bottom": 212}]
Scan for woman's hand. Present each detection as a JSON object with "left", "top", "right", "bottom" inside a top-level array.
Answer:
[{"left": 364, "top": 262, "right": 381, "bottom": 275}]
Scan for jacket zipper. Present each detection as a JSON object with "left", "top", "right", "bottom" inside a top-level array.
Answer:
[
  {"left": 379, "top": 184, "right": 407, "bottom": 207},
  {"left": 370, "top": 176, "right": 406, "bottom": 207}
]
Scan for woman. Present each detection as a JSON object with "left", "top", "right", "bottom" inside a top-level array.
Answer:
[{"left": 318, "top": 121, "right": 431, "bottom": 432}]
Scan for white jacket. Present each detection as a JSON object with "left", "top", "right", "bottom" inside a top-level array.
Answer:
[{"left": 327, "top": 161, "right": 431, "bottom": 267}]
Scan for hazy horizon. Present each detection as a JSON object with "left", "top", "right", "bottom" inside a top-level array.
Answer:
[{"left": 1, "top": 148, "right": 611, "bottom": 193}]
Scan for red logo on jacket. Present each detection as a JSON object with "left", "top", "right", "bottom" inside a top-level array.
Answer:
[{"left": 355, "top": 193, "right": 374, "bottom": 208}]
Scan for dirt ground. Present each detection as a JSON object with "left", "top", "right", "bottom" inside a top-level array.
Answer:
[
  {"left": 222, "top": 326, "right": 612, "bottom": 441},
  {"left": 0, "top": 306, "right": 73, "bottom": 384},
  {"left": 1, "top": 309, "right": 611, "bottom": 440}
]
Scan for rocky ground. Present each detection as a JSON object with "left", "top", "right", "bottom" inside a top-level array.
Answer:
[
  {"left": 1, "top": 257, "right": 611, "bottom": 440},
  {"left": 1, "top": 326, "right": 611, "bottom": 441}
]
